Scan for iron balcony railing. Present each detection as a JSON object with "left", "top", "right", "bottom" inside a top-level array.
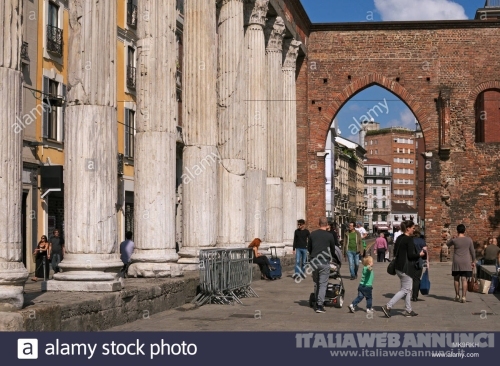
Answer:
[
  {"left": 21, "top": 41, "right": 29, "bottom": 62},
  {"left": 365, "top": 171, "right": 391, "bottom": 177},
  {"left": 46, "top": 25, "right": 63, "bottom": 56},
  {"left": 127, "top": 2, "right": 138, "bottom": 27},
  {"left": 127, "top": 65, "right": 136, "bottom": 89}
]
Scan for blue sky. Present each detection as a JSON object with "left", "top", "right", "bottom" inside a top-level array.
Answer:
[{"left": 300, "top": 0, "right": 487, "bottom": 142}]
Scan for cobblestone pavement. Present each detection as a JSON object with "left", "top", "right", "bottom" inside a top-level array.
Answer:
[{"left": 109, "top": 262, "right": 499, "bottom": 332}]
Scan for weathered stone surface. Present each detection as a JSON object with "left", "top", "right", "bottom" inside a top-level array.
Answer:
[
  {"left": 0, "top": 0, "right": 29, "bottom": 311},
  {"left": 296, "top": 186, "right": 306, "bottom": 221},
  {"left": 246, "top": 170, "right": 267, "bottom": 242},
  {"left": 266, "top": 177, "right": 283, "bottom": 244},
  {"left": 0, "top": 312, "right": 24, "bottom": 331},
  {"left": 283, "top": 182, "right": 297, "bottom": 247},
  {"left": 180, "top": 0, "right": 218, "bottom": 265},
  {"left": 217, "top": 0, "right": 246, "bottom": 248},
  {"left": 132, "top": 0, "right": 179, "bottom": 276},
  {"left": 43, "top": 281, "right": 123, "bottom": 292}
]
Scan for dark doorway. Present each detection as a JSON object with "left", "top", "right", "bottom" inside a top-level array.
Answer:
[{"left": 22, "top": 191, "right": 28, "bottom": 267}]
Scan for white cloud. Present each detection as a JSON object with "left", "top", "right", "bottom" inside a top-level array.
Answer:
[
  {"left": 386, "top": 110, "right": 417, "bottom": 129},
  {"left": 374, "top": 0, "right": 468, "bottom": 21}
]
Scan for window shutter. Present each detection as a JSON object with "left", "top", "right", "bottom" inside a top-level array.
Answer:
[
  {"left": 124, "top": 108, "right": 130, "bottom": 157},
  {"left": 42, "top": 76, "right": 50, "bottom": 138},
  {"left": 61, "top": 84, "right": 66, "bottom": 142}
]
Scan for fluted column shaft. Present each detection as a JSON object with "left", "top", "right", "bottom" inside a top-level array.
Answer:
[
  {"left": 0, "top": 0, "right": 29, "bottom": 311},
  {"left": 265, "top": 17, "right": 285, "bottom": 247},
  {"left": 179, "top": 0, "right": 218, "bottom": 268},
  {"left": 244, "top": 0, "right": 269, "bottom": 243},
  {"left": 282, "top": 40, "right": 301, "bottom": 250},
  {"left": 129, "top": 0, "right": 179, "bottom": 277},
  {"left": 217, "top": 0, "right": 246, "bottom": 247},
  {"left": 50, "top": 0, "right": 122, "bottom": 291}
]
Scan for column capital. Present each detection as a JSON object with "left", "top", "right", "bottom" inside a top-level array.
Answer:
[
  {"left": 244, "top": 0, "right": 269, "bottom": 27},
  {"left": 283, "top": 39, "right": 302, "bottom": 70},
  {"left": 265, "top": 16, "right": 286, "bottom": 52}
]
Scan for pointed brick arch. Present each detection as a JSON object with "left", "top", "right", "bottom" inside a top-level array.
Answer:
[{"left": 318, "top": 73, "right": 429, "bottom": 151}]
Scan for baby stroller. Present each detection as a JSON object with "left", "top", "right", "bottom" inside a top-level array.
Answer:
[{"left": 309, "top": 245, "right": 345, "bottom": 308}]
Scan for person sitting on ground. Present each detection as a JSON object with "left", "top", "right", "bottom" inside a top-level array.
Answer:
[
  {"left": 483, "top": 237, "right": 499, "bottom": 265},
  {"left": 249, "top": 238, "right": 275, "bottom": 280}
]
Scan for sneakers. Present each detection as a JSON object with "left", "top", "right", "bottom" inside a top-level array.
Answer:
[
  {"left": 454, "top": 295, "right": 460, "bottom": 302},
  {"left": 316, "top": 305, "right": 326, "bottom": 313},
  {"left": 461, "top": 297, "right": 466, "bottom": 303},
  {"left": 366, "top": 308, "right": 374, "bottom": 313},
  {"left": 402, "top": 310, "right": 418, "bottom": 317},
  {"left": 382, "top": 305, "right": 392, "bottom": 318},
  {"left": 348, "top": 304, "right": 355, "bottom": 313}
]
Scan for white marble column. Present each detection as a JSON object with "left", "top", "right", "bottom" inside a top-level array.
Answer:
[
  {"left": 216, "top": 0, "right": 246, "bottom": 248},
  {"left": 178, "top": 0, "right": 218, "bottom": 269},
  {"left": 244, "top": 0, "right": 269, "bottom": 245},
  {"left": 282, "top": 39, "right": 301, "bottom": 253},
  {"left": 0, "top": 0, "right": 29, "bottom": 311},
  {"left": 48, "top": 0, "right": 123, "bottom": 291},
  {"left": 297, "top": 186, "right": 306, "bottom": 221},
  {"left": 129, "top": 0, "right": 180, "bottom": 277},
  {"left": 265, "top": 17, "right": 285, "bottom": 252}
]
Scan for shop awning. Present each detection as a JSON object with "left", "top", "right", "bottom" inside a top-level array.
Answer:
[{"left": 376, "top": 226, "right": 389, "bottom": 231}]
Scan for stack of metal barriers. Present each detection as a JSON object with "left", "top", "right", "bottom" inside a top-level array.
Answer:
[{"left": 192, "top": 248, "right": 259, "bottom": 306}]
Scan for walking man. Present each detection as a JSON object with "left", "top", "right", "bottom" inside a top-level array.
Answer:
[
  {"left": 120, "top": 231, "right": 135, "bottom": 278},
  {"left": 343, "top": 222, "right": 363, "bottom": 280},
  {"left": 356, "top": 222, "right": 368, "bottom": 258},
  {"left": 293, "top": 219, "right": 310, "bottom": 279},
  {"left": 308, "top": 217, "right": 337, "bottom": 313},
  {"left": 48, "top": 229, "right": 65, "bottom": 274}
]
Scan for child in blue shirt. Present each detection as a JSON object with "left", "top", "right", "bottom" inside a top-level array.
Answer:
[{"left": 348, "top": 256, "right": 374, "bottom": 313}]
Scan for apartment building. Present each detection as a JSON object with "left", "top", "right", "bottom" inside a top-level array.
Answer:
[
  {"left": 363, "top": 158, "right": 392, "bottom": 233},
  {"left": 363, "top": 125, "right": 417, "bottom": 209}
]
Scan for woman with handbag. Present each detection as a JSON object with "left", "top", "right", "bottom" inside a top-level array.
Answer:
[
  {"left": 31, "top": 235, "right": 50, "bottom": 282},
  {"left": 382, "top": 220, "right": 425, "bottom": 318},
  {"left": 446, "top": 224, "right": 475, "bottom": 303}
]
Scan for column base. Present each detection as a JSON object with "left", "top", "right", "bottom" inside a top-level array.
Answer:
[
  {"left": 177, "top": 263, "right": 201, "bottom": 272},
  {"left": 127, "top": 263, "right": 183, "bottom": 278},
  {"left": 131, "top": 249, "right": 178, "bottom": 263},
  {"left": 42, "top": 279, "right": 123, "bottom": 292},
  {"left": 0, "top": 261, "right": 29, "bottom": 311}
]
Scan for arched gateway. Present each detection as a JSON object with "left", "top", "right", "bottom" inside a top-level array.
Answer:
[{"left": 299, "top": 21, "right": 500, "bottom": 260}]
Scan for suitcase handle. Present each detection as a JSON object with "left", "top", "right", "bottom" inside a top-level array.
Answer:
[{"left": 270, "top": 246, "right": 278, "bottom": 259}]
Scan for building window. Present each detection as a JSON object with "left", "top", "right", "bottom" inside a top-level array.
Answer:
[
  {"left": 124, "top": 108, "right": 135, "bottom": 158},
  {"left": 373, "top": 188, "right": 377, "bottom": 195},
  {"left": 475, "top": 89, "right": 500, "bottom": 143},
  {"left": 47, "top": 2, "right": 63, "bottom": 57},
  {"left": 382, "top": 168, "right": 385, "bottom": 175},
  {"left": 364, "top": 188, "right": 367, "bottom": 195},
  {"left": 127, "top": 46, "right": 136, "bottom": 89},
  {"left": 382, "top": 188, "right": 386, "bottom": 196},
  {"left": 375, "top": 149, "right": 378, "bottom": 154},
  {"left": 382, "top": 201, "right": 386, "bottom": 208},
  {"left": 42, "top": 76, "right": 66, "bottom": 142},
  {"left": 373, "top": 200, "right": 378, "bottom": 208},
  {"left": 381, "top": 214, "right": 387, "bottom": 221},
  {"left": 373, "top": 168, "right": 377, "bottom": 175}
]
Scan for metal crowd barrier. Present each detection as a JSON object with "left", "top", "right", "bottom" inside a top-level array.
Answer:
[{"left": 192, "top": 248, "right": 258, "bottom": 306}]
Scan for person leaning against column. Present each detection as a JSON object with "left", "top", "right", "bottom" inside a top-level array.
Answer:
[
  {"left": 446, "top": 224, "right": 475, "bottom": 303},
  {"left": 382, "top": 220, "right": 425, "bottom": 318},
  {"left": 308, "top": 217, "right": 337, "bottom": 313},
  {"left": 343, "top": 222, "right": 363, "bottom": 280}
]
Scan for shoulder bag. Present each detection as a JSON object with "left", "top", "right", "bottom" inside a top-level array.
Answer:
[
  {"left": 467, "top": 272, "right": 479, "bottom": 293},
  {"left": 387, "top": 241, "right": 400, "bottom": 276}
]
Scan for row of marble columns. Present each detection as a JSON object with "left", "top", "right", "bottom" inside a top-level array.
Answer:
[{"left": 0, "top": 0, "right": 303, "bottom": 310}]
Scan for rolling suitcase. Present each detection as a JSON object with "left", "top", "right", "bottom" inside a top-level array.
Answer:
[{"left": 268, "top": 246, "right": 282, "bottom": 279}]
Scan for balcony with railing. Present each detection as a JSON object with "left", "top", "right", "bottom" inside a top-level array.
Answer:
[
  {"left": 365, "top": 171, "right": 391, "bottom": 178},
  {"left": 394, "top": 194, "right": 414, "bottom": 198},
  {"left": 46, "top": 25, "right": 63, "bottom": 57},
  {"left": 127, "top": 1, "right": 138, "bottom": 28},
  {"left": 21, "top": 41, "right": 29, "bottom": 62},
  {"left": 127, "top": 65, "right": 136, "bottom": 89}
]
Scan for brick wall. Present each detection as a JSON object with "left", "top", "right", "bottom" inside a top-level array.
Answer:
[
  {"left": 482, "top": 90, "right": 500, "bottom": 143},
  {"left": 300, "top": 21, "right": 500, "bottom": 260}
]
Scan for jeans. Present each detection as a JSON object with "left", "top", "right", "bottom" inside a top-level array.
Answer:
[
  {"left": 51, "top": 253, "right": 62, "bottom": 273},
  {"left": 312, "top": 262, "right": 330, "bottom": 306},
  {"left": 294, "top": 248, "right": 308, "bottom": 276},
  {"left": 377, "top": 249, "right": 386, "bottom": 262},
  {"left": 347, "top": 251, "right": 359, "bottom": 278},
  {"left": 352, "top": 285, "right": 373, "bottom": 309},
  {"left": 387, "top": 270, "right": 413, "bottom": 312}
]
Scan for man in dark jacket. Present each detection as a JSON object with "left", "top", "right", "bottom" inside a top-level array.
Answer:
[
  {"left": 293, "top": 219, "right": 310, "bottom": 279},
  {"left": 308, "top": 217, "right": 337, "bottom": 313},
  {"left": 382, "top": 221, "right": 425, "bottom": 318}
]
